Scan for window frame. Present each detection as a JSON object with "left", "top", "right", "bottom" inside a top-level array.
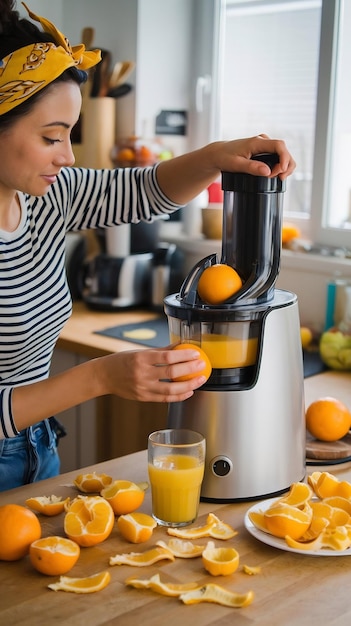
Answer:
[{"left": 201, "top": 0, "right": 350, "bottom": 250}]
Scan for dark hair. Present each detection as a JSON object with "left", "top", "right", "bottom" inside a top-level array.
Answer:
[{"left": 0, "top": 0, "right": 86, "bottom": 130}]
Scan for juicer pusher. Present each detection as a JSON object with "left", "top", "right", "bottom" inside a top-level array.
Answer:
[{"left": 179, "top": 153, "right": 285, "bottom": 308}]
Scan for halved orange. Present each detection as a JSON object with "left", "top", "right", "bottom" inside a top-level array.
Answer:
[
  {"left": 48, "top": 570, "right": 111, "bottom": 593},
  {"left": 29, "top": 536, "right": 80, "bottom": 576},
  {"left": 25, "top": 495, "right": 70, "bottom": 517},
  {"left": 101, "top": 480, "right": 145, "bottom": 516},
  {"left": 202, "top": 541, "right": 240, "bottom": 576},
  {"left": 264, "top": 502, "right": 313, "bottom": 540},
  {"left": 109, "top": 546, "right": 175, "bottom": 567},
  {"left": 117, "top": 512, "right": 156, "bottom": 543},
  {"left": 73, "top": 472, "right": 113, "bottom": 493},
  {"left": 180, "top": 584, "right": 254, "bottom": 608},
  {"left": 64, "top": 496, "right": 114, "bottom": 547}
]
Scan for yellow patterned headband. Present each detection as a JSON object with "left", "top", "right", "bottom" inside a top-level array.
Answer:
[{"left": 0, "top": 3, "right": 101, "bottom": 115}]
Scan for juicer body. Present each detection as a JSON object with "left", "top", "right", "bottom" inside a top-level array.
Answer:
[
  {"left": 166, "top": 155, "right": 305, "bottom": 501},
  {"left": 168, "top": 291, "right": 305, "bottom": 501}
]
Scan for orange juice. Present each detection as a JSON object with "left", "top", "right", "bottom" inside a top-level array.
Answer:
[
  {"left": 148, "top": 454, "right": 204, "bottom": 525},
  {"left": 201, "top": 333, "right": 258, "bottom": 368},
  {"left": 170, "top": 332, "right": 258, "bottom": 368}
]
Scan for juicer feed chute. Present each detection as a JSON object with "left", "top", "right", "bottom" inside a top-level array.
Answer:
[{"left": 165, "top": 154, "right": 305, "bottom": 501}]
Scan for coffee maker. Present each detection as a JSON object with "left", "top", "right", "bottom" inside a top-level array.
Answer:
[{"left": 165, "top": 154, "right": 305, "bottom": 502}]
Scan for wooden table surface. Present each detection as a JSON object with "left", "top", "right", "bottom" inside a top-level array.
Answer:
[{"left": 0, "top": 371, "right": 350, "bottom": 626}]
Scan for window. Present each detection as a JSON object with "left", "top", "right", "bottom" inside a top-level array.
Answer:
[{"left": 192, "top": 0, "right": 351, "bottom": 250}]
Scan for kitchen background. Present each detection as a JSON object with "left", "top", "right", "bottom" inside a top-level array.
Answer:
[{"left": 19, "top": 0, "right": 351, "bottom": 332}]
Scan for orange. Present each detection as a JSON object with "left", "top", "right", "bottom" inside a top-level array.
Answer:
[
  {"left": 48, "top": 570, "right": 111, "bottom": 594},
  {"left": 29, "top": 536, "right": 80, "bottom": 576},
  {"left": 281, "top": 222, "right": 301, "bottom": 244},
  {"left": 100, "top": 480, "right": 145, "bottom": 515},
  {"left": 25, "top": 495, "right": 70, "bottom": 516},
  {"left": 172, "top": 343, "right": 212, "bottom": 382},
  {"left": 306, "top": 397, "right": 351, "bottom": 442},
  {"left": 0, "top": 504, "right": 41, "bottom": 561},
  {"left": 197, "top": 264, "right": 243, "bottom": 305},
  {"left": 64, "top": 496, "right": 114, "bottom": 547},
  {"left": 202, "top": 541, "right": 240, "bottom": 576},
  {"left": 300, "top": 327, "right": 313, "bottom": 349},
  {"left": 117, "top": 512, "right": 157, "bottom": 543},
  {"left": 264, "top": 502, "right": 313, "bottom": 540},
  {"left": 74, "top": 472, "right": 112, "bottom": 493}
]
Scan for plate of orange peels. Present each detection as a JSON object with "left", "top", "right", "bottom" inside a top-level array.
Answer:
[{"left": 244, "top": 497, "right": 351, "bottom": 557}]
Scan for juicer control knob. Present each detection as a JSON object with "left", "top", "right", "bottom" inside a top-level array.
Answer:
[{"left": 211, "top": 456, "right": 232, "bottom": 477}]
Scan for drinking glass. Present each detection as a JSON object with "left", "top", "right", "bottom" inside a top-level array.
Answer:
[{"left": 148, "top": 429, "right": 205, "bottom": 527}]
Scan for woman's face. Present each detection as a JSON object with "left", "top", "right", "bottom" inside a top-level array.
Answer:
[{"left": 0, "top": 81, "right": 82, "bottom": 197}]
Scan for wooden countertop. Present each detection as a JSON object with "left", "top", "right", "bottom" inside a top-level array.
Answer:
[
  {"left": 57, "top": 301, "right": 163, "bottom": 358},
  {"left": 1, "top": 370, "right": 351, "bottom": 626}
]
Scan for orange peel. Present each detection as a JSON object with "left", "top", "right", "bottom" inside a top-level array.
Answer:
[
  {"left": 202, "top": 541, "right": 240, "bottom": 576},
  {"left": 156, "top": 538, "right": 204, "bottom": 558},
  {"left": 109, "top": 546, "right": 175, "bottom": 567},
  {"left": 167, "top": 513, "right": 236, "bottom": 540},
  {"left": 180, "top": 584, "right": 254, "bottom": 608},
  {"left": 48, "top": 570, "right": 111, "bottom": 593},
  {"left": 125, "top": 573, "right": 201, "bottom": 597}
]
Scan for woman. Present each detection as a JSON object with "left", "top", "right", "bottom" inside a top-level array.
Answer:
[{"left": 0, "top": 0, "right": 296, "bottom": 490}]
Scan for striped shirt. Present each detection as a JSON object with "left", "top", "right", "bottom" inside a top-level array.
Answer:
[{"left": 0, "top": 165, "right": 180, "bottom": 439}]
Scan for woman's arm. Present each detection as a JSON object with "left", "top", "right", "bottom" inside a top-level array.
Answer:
[
  {"left": 9, "top": 347, "right": 207, "bottom": 434},
  {"left": 156, "top": 135, "right": 295, "bottom": 205}
]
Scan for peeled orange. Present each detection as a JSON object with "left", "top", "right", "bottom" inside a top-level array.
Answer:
[
  {"left": 64, "top": 496, "right": 114, "bottom": 547},
  {"left": 306, "top": 397, "right": 351, "bottom": 442},
  {"left": 172, "top": 343, "right": 212, "bottom": 382},
  {"left": 0, "top": 504, "right": 41, "bottom": 561},
  {"left": 101, "top": 480, "right": 145, "bottom": 516},
  {"left": 29, "top": 536, "right": 80, "bottom": 576},
  {"left": 264, "top": 502, "right": 313, "bottom": 540},
  {"left": 25, "top": 495, "right": 70, "bottom": 516},
  {"left": 74, "top": 472, "right": 112, "bottom": 493},
  {"left": 197, "top": 264, "right": 242, "bottom": 305},
  {"left": 117, "top": 511, "right": 157, "bottom": 543}
]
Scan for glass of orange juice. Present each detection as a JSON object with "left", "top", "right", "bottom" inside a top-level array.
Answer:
[{"left": 148, "top": 429, "right": 206, "bottom": 527}]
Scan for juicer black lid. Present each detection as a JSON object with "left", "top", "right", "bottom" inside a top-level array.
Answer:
[{"left": 222, "top": 153, "right": 286, "bottom": 193}]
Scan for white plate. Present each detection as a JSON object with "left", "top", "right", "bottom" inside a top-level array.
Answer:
[{"left": 244, "top": 497, "right": 351, "bottom": 557}]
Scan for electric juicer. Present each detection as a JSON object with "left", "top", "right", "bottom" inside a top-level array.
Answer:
[{"left": 165, "top": 154, "right": 305, "bottom": 501}]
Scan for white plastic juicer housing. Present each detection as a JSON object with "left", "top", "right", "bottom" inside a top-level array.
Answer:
[{"left": 165, "top": 154, "right": 305, "bottom": 501}]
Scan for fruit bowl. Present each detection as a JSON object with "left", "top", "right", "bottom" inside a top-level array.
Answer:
[{"left": 319, "top": 328, "right": 351, "bottom": 371}]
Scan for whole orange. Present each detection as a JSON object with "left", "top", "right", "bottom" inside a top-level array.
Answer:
[
  {"left": 0, "top": 504, "right": 41, "bottom": 561},
  {"left": 197, "top": 264, "right": 242, "bottom": 304},
  {"left": 306, "top": 397, "right": 351, "bottom": 442},
  {"left": 172, "top": 343, "right": 212, "bottom": 382}
]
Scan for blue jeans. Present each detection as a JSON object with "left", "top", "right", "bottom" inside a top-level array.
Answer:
[{"left": 0, "top": 420, "right": 60, "bottom": 492}]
